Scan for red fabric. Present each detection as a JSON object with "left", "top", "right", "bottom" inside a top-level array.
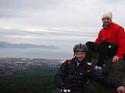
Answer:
[{"left": 95, "top": 22, "right": 125, "bottom": 59}]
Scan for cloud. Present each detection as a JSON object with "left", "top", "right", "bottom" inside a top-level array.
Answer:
[
  {"left": 1, "top": 0, "right": 125, "bottom": 29},
  {"left": 0, "top": 0, "right": 125, "bottom": 39},
  {"left": 0, "top": 0, "right": 99, "bottom": 28},
  {"left": 0, "top": 0, "right": 125, "bottom": 58}
]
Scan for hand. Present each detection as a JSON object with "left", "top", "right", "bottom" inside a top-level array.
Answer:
[
  {"left": 117, "top": 86, "right": 125, "bottom": 93},
  {"left": 112, "top": 56, "right": 119, "bottom": 63}
]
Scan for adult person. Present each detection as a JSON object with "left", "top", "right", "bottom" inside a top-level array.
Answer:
[
  {"left": 86, "top": 11, "right": 125, "bottom": 67},
  {"left": 55, "top": 43, "right": 125, "bottom": 93}
]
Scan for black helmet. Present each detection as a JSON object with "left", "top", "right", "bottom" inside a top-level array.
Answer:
[{"left": 73, "top": 43, "right": 88, "bottom": 52}]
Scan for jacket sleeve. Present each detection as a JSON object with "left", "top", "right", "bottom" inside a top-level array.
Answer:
[
  {"left": 55, "top": 61, "right": 67, "bottom": 88},
  {"left": 95, "top": 30, "right": 103, "bottom": 44},
  {"left": 115, "top": 27, "right": 125, "bottom": 59}
]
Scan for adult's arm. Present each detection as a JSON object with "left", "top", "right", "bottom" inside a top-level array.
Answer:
[{"left": 55, "top": 61, "right": 67, "bottom": 88}]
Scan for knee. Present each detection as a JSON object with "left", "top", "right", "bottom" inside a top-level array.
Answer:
[
  {"left": 100, "top": 40, "right": 109, "bottom": 47},
  {"left": 85, "top": 41, "right": 95, "bottom": 49}
]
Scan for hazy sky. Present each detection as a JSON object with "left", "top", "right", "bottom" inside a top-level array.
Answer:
[{"left": 0, "top": 0, "right": 125, "bottom": 59}]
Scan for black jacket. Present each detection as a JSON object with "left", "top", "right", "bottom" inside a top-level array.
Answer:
[{"left": 55, "top": 58, "right": 89, "bottom": 92}]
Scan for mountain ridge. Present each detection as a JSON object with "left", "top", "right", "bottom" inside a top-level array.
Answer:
[{"left": 0, "top": 41, "right": 58, "bottom": 49}]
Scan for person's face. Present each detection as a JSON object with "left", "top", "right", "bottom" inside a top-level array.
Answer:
[
  {"left": 102, "top": 17, "right": 112, "bottom": 25},
  {"left": 75, "top": 52, "right": 86, "bottom": 62}
]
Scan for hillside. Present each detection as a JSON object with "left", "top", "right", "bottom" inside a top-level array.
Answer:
[{"left": 0, "top": 58, "right": 62, "bottom": 93}]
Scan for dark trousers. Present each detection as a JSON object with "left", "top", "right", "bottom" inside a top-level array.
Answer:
[{"left": 85, "top": 40, "right": 118, "bottom": 67}]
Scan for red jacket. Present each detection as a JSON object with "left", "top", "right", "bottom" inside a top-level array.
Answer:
[{"left": 95, "top": 22, "right": 125, "bottom": 59}]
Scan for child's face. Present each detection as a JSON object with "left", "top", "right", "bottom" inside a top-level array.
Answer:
[{"left": 75, "top": 52, "right": 86, "bottom": 62}]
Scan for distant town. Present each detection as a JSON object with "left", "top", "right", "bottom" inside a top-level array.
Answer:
[{"left": 0, "top": 58, "right": 62, "bottom": 76}]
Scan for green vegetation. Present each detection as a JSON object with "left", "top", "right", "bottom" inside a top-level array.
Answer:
[{"left": 0, "top": 67, "right": 57, "bottom": 93}]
